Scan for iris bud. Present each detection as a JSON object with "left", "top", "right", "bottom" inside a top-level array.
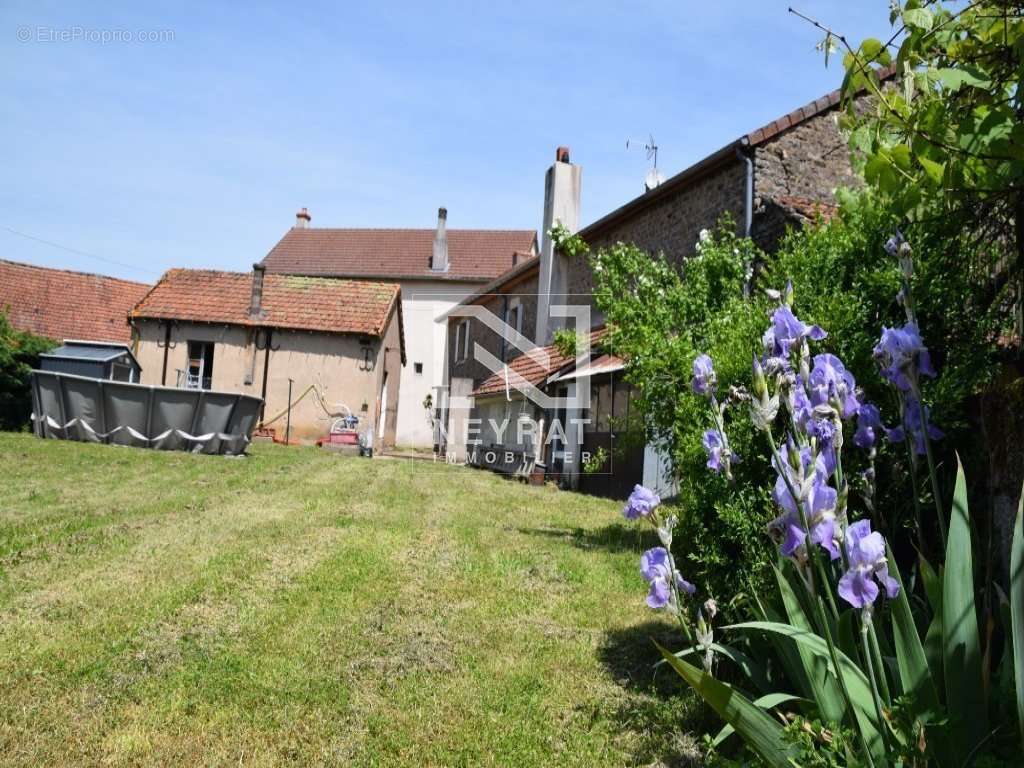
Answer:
[{"left": 752, "top": 355, "right": 767, "bottom": 399}]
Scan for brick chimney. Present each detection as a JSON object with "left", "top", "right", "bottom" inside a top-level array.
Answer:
[
  {"left": 248, "top": 263, "right": 266, "bottom": 318},
  {"left": 295, "top": 207, "right": 311, "bottom": 228},
  {"left": 535, "top": 146, "right": 582, "bottom": 343},
  {"left": 431, "top": 207, "right": 449, "bottom": 272}
]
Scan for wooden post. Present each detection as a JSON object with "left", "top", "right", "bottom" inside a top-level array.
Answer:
[{"left": 285, "top": 378, "right": 293, "bottom": 446}]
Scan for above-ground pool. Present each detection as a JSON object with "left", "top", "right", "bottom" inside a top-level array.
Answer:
[{"left": 30, "top": 370, "right": 263, "bottom": 455}]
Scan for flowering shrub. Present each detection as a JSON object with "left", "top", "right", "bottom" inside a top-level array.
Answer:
[
  {"left": 589, "top": 193, "right": 1008, "bottom": 604},
  {"left": 617, "top": 237, "right": 1024, "bottom": 765}
]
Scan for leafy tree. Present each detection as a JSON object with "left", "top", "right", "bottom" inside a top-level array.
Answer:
[
  {"left": 0, "top": 309, "right": 54, "bottom": 430},
  {"left": 798, "top": 0, "right": 1024, "bottom": 336}
]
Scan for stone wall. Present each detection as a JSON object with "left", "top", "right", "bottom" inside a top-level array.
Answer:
[
  {"left": 754, "top": 108, "right": 860, "bottom": 205},
  {"left": 592, "top": 161, "right": 748, "bottom": 261},
  {"left": 560, "top": 159, "right": 747, "bottom": 309},
  {"left": 446, "top": 272, "right": 540, "bottom": 387},
  {"left": 557, "top": 96, "right": 865, "bottom": 309}
]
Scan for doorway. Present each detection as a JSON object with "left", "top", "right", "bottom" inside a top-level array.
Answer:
[
  {"left": 186, "top": 341, "right": 214, "bottom": 390},
  {"left": 377, "top": 371, "right": 388, "bottom": 441}
]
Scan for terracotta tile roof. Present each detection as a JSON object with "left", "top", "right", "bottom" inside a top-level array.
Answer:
[
  {"left": 472, "top": 328, "right": 607, "bottom": 397},
  {"left": 773, "top": 195, "right": 839, "bottom": 222},
  {"left": 745, "top": 64, "right": 897, "bottom": 146},
  {"left": 261, "top": 228, "right": 538, "bottom": 282},
  {"left": 0, "top": 259, "right": 150, "bottom": 343},
  {"left": 131, "top": 269, "right": 401, "bottom": 339}
]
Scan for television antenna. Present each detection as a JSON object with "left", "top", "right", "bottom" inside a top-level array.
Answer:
[{"left": 626, "top": 133, "right": 665, "bottom": 191}]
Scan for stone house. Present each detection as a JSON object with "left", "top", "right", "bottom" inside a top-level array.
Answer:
[
  {"left": 440, "top": 76, "right": 878, "bottom": 496},
  {"left": 129, "top": 267, "right": 405, "bottom": 445},
  {"left": 259, "top": 208, "right": 536, "bottom": 449}
]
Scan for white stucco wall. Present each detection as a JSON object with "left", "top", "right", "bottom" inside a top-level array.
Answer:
[{"left": 395, "top": 279, "right": 480, "bottom": 448}]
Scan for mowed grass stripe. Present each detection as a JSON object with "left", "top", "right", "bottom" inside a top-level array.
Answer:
[{"left": 0, "top": 433, "right": 702, "bottom": 767}]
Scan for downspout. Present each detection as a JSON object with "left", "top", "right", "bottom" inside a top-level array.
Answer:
[
  {"left": 736, "top": 144, "right": 754, "bottom": 297},
  {"left": 160, "top": 320, "right": 171, "bottom": 386},
  {"left": 259, "top": 328, "right": 273, "bottom": 422},
  {"left": 499, "top": 295, "right": 509, "bottom": 362}
]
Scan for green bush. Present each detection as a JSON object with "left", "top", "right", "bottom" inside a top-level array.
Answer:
[
  {"left": 588, "top": 193, "right": 1005, "bottom": 604},
  {"left": 0, "top": 310, "right": 54, "bottom": 431}
]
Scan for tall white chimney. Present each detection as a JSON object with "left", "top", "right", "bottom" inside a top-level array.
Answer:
[
  {"left": 431, "top": 207, "right": 449, "bottom": 272},
  {"left": 295, "top": 207, "right": 311, "bottom": 228},
  {"left": 535, "top": 147, "right": 582, "bottom": 344}
]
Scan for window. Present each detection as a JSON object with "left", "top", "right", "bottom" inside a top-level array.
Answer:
[
  {"left": 454, "top": 320, "right": 471, "bottom": 362},
  {"left": 500, "top": 299, "right": 524, "bottom": 363},
  {"left": 185, "top": 341, "right": 215, "bottom": 390},
  {"left": 414, "top": 362, "right": 424, "bottom": 374},
  {"left": 110, "top": 362, "right": 133, "bottom": 382},
  {"left": 506, "top": 302, "right": 521, "bottom": 337}
]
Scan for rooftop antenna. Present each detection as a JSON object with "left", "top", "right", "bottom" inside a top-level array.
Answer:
[{"left": 626, "top": 133, "right": 665, "bottom": 192}]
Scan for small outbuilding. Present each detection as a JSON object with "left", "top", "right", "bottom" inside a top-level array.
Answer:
[
  {"left": 38, "top": 340, "right": 142, "bottom": 382},
  {"left": 128, "top": 266, "right": 406, "bottom": 445}
]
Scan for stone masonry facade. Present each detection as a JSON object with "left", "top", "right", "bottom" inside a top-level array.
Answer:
[
  {"left": 445, "top": 90, "right": 869, "bottom": 392},
  {"left": 447, "top": 272, "right": 539, "bottom": 386},
  {"left": 753, "top": 107, "right": 860, "bottom": 205},
  {"left": 560, "top": 93, "right": 868, "bottom": 312}
]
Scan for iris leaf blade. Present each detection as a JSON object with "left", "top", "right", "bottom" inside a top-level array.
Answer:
[
  {"left": 655, "top": 641, "right": 796, "bottom": 767},
  {"left": 942, "top": 456, "right": 986, "bottom": 757}
]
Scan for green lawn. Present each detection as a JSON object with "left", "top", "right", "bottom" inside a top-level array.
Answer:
[{"left": 0, "top": 433, "right": 702, "bottom": 766}]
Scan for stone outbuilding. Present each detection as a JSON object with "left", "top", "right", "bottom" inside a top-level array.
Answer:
[{"left": 129, "top": 267, "right": 405, "bottom": 445}]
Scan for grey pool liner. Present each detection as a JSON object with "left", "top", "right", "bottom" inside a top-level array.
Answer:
[{"left": 30, "top": 370, "right": 263, "bottom": 455}]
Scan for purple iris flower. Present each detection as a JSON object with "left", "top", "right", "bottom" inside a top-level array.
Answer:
[
  {"left": 854, "top": 403, "right": 883, "bottom": 450},
  {"left": 887, "top": 397, "right": 944, "bottom": 455},
  {"left": 762, "top": 305, "right": 827, "bottom": 360},
  {"left": 807, "top": 416, "right": 838, "bottom": 476},
  {"left": 640, "top": 547, "right": 696, "bottom": 609},
  {"left": 771, "top": 479, "right": 840, "bottom": 561},
  {"left": 838, "top": 520, "right": 900, "bottom": 609},
  {"left": 703, "top": 429, "right": 723, "bottom": 473},
  {"left": 808, "top": 353, "right": 860, "bottom": 419},
  {"left": 623, "top": 484, "right": 661, "bottom": 520},
  {"left": 691, "top": 354, "right": 717, "bottom": 396},
  {"left": 769, "top": 446, "right": 840, "bottom": 560},
  {"left": 790, "top": 377, "right": 814, "bottom": 432},
  {"left": 873, "top": 323, "right": 937, "bottom": 392}
]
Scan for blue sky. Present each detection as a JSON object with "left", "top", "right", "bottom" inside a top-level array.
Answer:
[{"left": 0, "top": 1, "right": 892, "bottom": 282}]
